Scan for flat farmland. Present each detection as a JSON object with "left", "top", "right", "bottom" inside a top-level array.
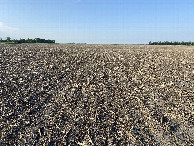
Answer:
[{"left": 0, "top": 44, "right": 193, "bottom": 145}]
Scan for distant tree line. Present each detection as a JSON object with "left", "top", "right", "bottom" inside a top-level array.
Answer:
[
  {"left": 0, "top": 37, "right": 55, "bottom": 44},
  {"left": 149, "top": 41, "right": 194, "bottom": 45}
]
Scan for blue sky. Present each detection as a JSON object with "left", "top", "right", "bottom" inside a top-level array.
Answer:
[{"left": 0, "top": 0, "right": 194, "bottom": 44}]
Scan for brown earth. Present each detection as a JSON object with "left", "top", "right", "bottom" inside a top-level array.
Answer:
[{"left": 0, "top": 44, "right": 193, "bottom": 145}]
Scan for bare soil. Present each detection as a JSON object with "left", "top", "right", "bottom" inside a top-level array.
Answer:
[{"left": 0, "top": 44, "right": 193, "bottom": 145}]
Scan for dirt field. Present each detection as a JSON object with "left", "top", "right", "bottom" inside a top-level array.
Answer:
[{"left": 0, "top": 44, "right": 193, "bottom": 145}]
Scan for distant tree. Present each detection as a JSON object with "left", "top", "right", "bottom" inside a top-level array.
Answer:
[
  {"left": 148, "top": 41, "right": 194, "bottom": 46},
  {"left": 19, "top": 38, "right": 26, "bottom": 43},
  {"left": 13, "top": 39, "right": 17, "bottom": 43},
  {"left": 40, "top": 39, "right": 45, "bottom": 43},
  {"left": 26, "top": 38, "right": 30, "bottom": 43},
  {"left": 0, "top": 37, "right": 55, "bottom": 44},
  {"left": 35, "top": 38, "right": 40, "bottom": 43},
  {"left": 6, "top": 37, "right": 11, "bottom": 42}
]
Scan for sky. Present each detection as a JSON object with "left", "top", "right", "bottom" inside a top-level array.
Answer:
[{"left": 0, "top": 0, "right": 194, "bottom": 44}]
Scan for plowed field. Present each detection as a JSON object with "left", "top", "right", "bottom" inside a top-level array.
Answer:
[{"left": 0, "top": 44, "right": 193, "bottom": 145}]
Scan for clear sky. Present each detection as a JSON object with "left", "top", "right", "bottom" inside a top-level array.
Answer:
[{"left": 0, "top": 0, "right": 194, "bottom": 44}]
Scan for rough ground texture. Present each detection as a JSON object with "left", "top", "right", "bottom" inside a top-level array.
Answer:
[{"left": 0, "top": 44, "right": 193, "bottom": 145}]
